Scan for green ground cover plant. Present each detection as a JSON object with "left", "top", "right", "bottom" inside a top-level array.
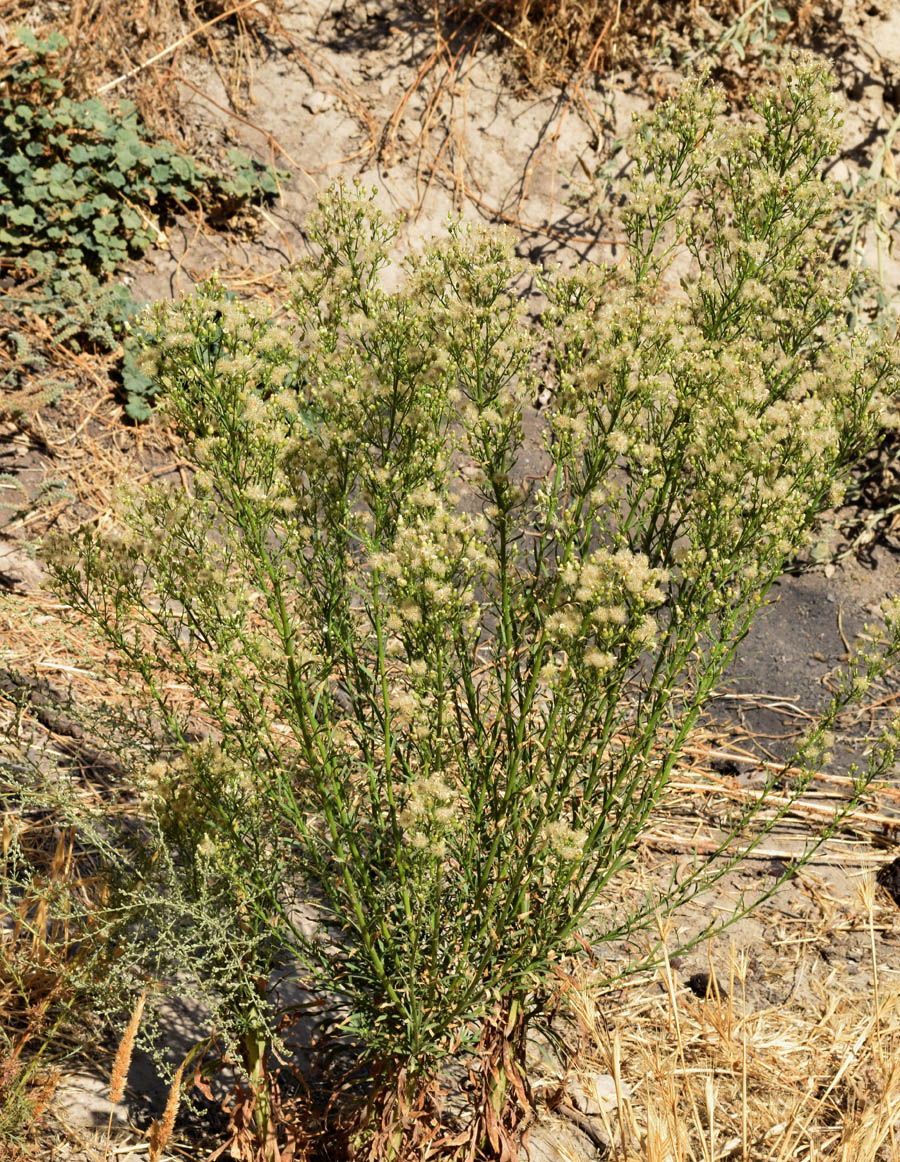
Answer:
[
  {"left": 0, "top": 28, "right": 286, "bottom": 420},
  {"left": 0, "top": 29, "right": 282, "bottom": 278},
  {"left": 7, "top": 61, "right": 900, "bottom": 1160}
]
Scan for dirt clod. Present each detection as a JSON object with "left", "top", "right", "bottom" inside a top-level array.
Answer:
[
  {"left": 685, "top": 971, "right": 719, "bottom": 999},
  {"left": 876, "top": 856, "right": 900, "bottom": 907}
]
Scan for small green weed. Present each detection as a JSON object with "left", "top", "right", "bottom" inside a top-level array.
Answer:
[
  {"left": 0, "top": 28, "right": 287, "bottom": 420},
  {"left": 0, "top": 28, "right": 285, "bottom": 279}
]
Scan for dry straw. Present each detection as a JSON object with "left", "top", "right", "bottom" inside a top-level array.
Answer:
[
  {"left": 108, "top": 989, "right": 146, "bottom": 1105},
  {"left": 553, "top": 923, "right": 900, "bottom": 1162},
  {"left": 148, "top": 1056, "right": 186, "bottom": 1162}
]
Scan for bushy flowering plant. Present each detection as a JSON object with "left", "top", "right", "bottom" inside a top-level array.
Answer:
[{"left": 46, "top": 62, "right": 900, "bottom": 1156}]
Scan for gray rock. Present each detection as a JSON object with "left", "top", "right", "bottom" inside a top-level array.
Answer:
[
  {"left": 527, "top": 1113, "right": 608, "bottom": 1160},
  {"left": 302, "top": 89, "right": 333, "bottom": 115},
  {"left": 0, "top": 539, "right": 44, "bottom": 594},
  {"left": 567, "top": 1072, "right": 625, "bottom": 1118}
]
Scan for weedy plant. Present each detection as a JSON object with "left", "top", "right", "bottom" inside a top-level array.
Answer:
[
  {"left": 39, "top": 63, "right": 900, "bottom": 1159},
  {"left": 0, "top": 28, "right": 286, "bottom": 420},
  {"left": 0, "top": 29, "right": 283, "bottom": 279}
]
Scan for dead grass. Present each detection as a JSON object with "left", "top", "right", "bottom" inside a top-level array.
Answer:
[
  {"left": 0, "top": 0, "right": 287, "bottom": 138},
  {"left": 0, "top": 821, "right": 93, "bottom": 1155},
  {"left": 548, "top": 909, "right": 900, "bottom": 1162},
  {"left": 441, "top": 0, "right": 825, "bottom": 88}
]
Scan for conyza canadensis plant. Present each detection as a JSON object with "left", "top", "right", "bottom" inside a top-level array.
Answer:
[{"left": 46, "top": 62, "right": 900, "bottom": 1160}]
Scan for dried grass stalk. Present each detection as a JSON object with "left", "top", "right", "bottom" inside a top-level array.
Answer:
[
  {"left": 108, "top": 989, "right": 146, "bottom": 1105},
  {"left": 148, "top": 1057, "right": 186, "bottom": 1162}
]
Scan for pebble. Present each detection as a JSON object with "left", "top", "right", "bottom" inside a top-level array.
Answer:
[
  {"left": 302, "top": 89, "right": 333, "bottom": 115},
  {"left": 0, "top": 539, "right": 45, "bottom": 594}
]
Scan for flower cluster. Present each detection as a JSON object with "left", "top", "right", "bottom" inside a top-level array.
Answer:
[
  {"left": 397, "top": 770, "right": 461, "bottom": 859},
  {"left": 537, "top": 817, "right": 588, "bottom": 864},
  {"left": 544, "top": 547, "right": 668, "bottom": 668},
  {"left": 373, "top": 498, "right": 492, "bottom": 655}
]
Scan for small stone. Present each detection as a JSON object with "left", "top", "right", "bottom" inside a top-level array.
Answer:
[
  {"left": 0, "top": 540, "right": 44, "bottom": 594},
  {"left": 567, "top": 1072, "right": 626, "bottom": 1116},
  {"left": 686, "top": 970, "right": 718, "bottom": 999},
  {"left": 302, "top": 89, "right": 332, "bottom": 115},
  {"left": 768, "top": 857, "right": 796, "bottom": 880},
  {"left": 878, "top": 856, "right": 900, "bottom": 907}
]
